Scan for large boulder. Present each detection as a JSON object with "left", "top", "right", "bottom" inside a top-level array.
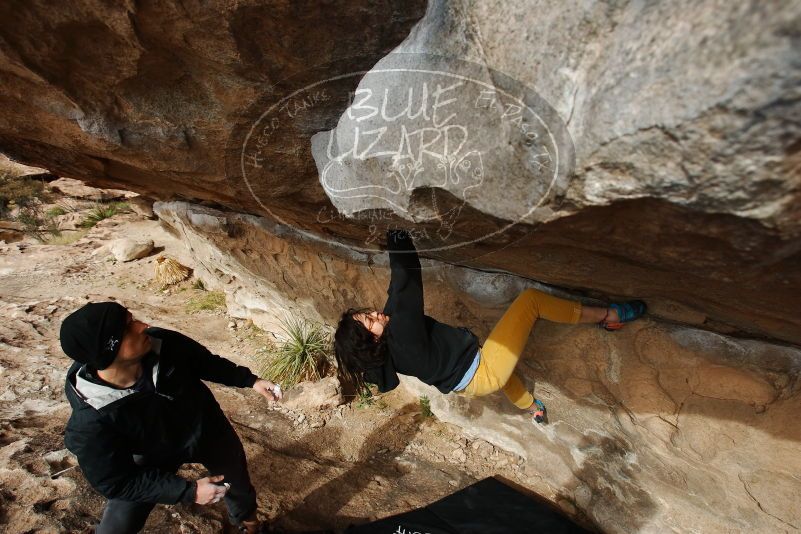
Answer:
[
  {"left": 311, "top": 0, "right": 801, "bottom": 344},
  {"left": 0, "top": 1, "right": 798, "bottom": 343}
]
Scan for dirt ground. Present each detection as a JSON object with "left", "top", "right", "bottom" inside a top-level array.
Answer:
[{"left": 0, "top": 206, "right": 538, "bottom": 533}]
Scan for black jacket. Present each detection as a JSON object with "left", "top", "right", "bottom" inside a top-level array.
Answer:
[
  {"left": 63, "top": 327, "right": 258, "bottom": 504},
  {"left": 365, "top": 231, "right": 479, "bottom": 394}
]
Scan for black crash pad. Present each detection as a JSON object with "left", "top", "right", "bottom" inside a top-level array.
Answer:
[{"left": 344, "top": 477, "right": 591, "bottom": 534}]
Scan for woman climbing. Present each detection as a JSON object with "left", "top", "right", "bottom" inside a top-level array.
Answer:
[{"left": 333, "top": 230, "right": 646, "bottom": 424}]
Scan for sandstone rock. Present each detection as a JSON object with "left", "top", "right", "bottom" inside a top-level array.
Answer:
[
  {"left": 309, "top": 0, "right": 801, "bottom": 345},
  {"left": 128, "top": 196, "right": 155, "bottom": 219},
  {"left": 48, "top": 178, "right": 132, "bottom": 201},
  {"left": 0, "top": 1, "right": 797, "bottom": 344},
  {"left": 0, "top": 154, "right": 45, "bottom": 176},
  {"left": 281, "top": 377, "right": 344, "bottom": 411},
  {"left": 0, "top": 221, "right": 24, "bottom": 243},
  {"left": 52, "top": 212, "right": 86, "bottom": 231},
  {"left": 108, "top": 238, "right": 154, "bottom": 262}
]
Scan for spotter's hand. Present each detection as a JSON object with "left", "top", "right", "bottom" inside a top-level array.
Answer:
[{"left": 253, "top": 379, "right": 282, "bottom": 401}]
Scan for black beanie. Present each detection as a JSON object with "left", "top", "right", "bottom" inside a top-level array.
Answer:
[{"left": 60, "top": 302, "right": 128, "bottom": 370}]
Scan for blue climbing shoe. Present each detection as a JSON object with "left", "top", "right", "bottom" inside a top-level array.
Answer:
[
  {"left": 599, "top": 300, "right": 647, "bottom": 331},
  {"left": 530, "top": 398, "right": 548, "bottom": 425}
]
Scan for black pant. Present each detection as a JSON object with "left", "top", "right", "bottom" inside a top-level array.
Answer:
[{"left": 95, "top": 417, "right": 257, "bottom": 534}]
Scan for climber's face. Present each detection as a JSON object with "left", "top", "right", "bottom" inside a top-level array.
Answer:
[{"left": 353, "top": 310, "right": 389, "bottom": 340}]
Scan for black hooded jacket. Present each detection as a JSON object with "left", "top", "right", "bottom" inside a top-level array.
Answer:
[
  {"left": 63, "top": 327, "right": 258, "bottom": 504},
  {"left": 365, "top": 231, "right": 479, "bottom": 394}
]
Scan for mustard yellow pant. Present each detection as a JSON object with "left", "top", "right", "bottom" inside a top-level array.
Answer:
[{"left": 461, "top": 288, "right": 582, "bottom": 409}]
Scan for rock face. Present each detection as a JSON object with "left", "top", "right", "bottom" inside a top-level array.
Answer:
[
  {"left": 0, "top": 0, "right": 426, "bottom": 202},
  {"left": 0, "top": 1, "right": 799, "bottom": 343},
  {"left": 1, "top": 1, "right": 801, "bottom": 531},
  {"left": 311, "top": 0, "right": 801, "bottom": 344},
  {"left": 48, "top": 178, "right": 132, "bottom": 202},
  {"left": 156, "top": 200, "right": 801, "bottom": 533}
]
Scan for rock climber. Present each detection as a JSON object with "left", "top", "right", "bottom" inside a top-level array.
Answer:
[{"left": 334, "top": 230, "right": 646, "bottom": 424}]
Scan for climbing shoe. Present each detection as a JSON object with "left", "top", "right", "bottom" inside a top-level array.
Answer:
[
  {"left": 599, "top": 300, "right": 647, "bottom": 331},
  {"left": 529, "top": 398, "right": 548, "bottom": 425}
]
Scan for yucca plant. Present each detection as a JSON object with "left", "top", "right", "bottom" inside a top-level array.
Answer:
[
  {"left": 261, "top": 316, "right": 332, "bottom": 387},
  {"left": 78, "top": 202, "right": 128, "bottom": 228}
]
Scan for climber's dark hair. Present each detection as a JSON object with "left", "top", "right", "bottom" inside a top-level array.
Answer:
[{"left": 334, "top": 307, "right": 388, "bottom": 393}]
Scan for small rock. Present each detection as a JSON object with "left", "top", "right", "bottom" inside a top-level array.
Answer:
[
  {"left": 227, "top": 321, "right": 237, "bottom": 330},
  {"left": 310, "top": 420, "right": 325, "bottom": 428},
  {"left": 448, "top": 480, "right": 458, "bottom": 487},
  {"left": 297, "top": 414, "right": 306, "bottom": 424},
  {"left": 282, "top": 377, "right": 344, "bottom": 411},
  {"left": 108, "top": 238, "right": 154, "bottom": 262}
]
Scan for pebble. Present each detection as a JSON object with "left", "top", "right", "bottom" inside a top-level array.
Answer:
[{"left": 227, "top": 321, "right": 237, "bottom": 329}]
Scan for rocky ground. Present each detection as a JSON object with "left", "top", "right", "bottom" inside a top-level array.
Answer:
[{"left": 0, "top": 206, "right": 543, "bottom": 533}]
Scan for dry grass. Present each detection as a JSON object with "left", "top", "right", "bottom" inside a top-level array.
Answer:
[
  {"left": 185, "top": 290, "right": 226, "bottom": 313},
  {"left": 154, "top": 256, "right": 191, "bottom": 288},
  {"left": 43, "top": 229, "right": 88, "bottom": 245}
]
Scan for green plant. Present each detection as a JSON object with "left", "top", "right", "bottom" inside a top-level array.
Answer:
[
  {"left": 356, "top": 384, "right": 376, "bottom": 409},
  {"left": 191, "top": 278, "right": 206, "bottom": 290},
  {"left": 78, "top": 201, "right": 129, "bottom": 228},
  {"left": 0, "top": 172, "right": 45, "bottom": 219},
  {"left": 45, "top": 205, "right": 67, "bottom": 218},
  {"left": 185, "top": 290, "right": 226, "bottom": 313},
  {"left": 15, "top": 204, "right": 61, "bottom": 242},
  {"left": 260, "top": 317, "right": 332, "bottom": 387},
  {"left": 419, "top": 395, "right": 433, "bottom": 418},
  {"left": 0, "top": 172, "right": 61, "bottom": 240}
]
